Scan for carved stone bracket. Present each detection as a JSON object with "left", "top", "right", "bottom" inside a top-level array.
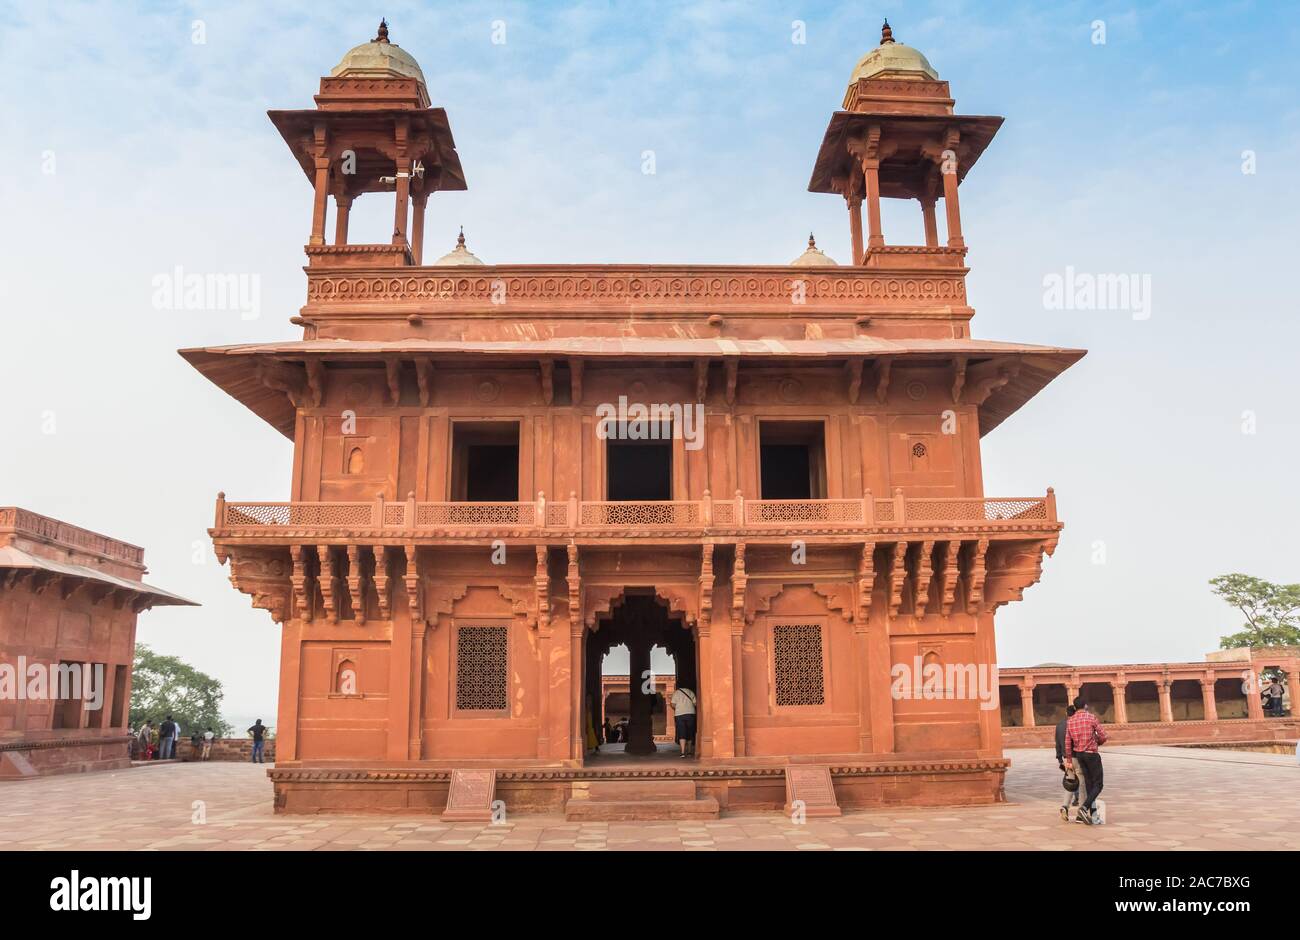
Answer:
[
  {"left": 913, "top": 540, "right": 936, "bottom": 617},
  {"left": 938, "top": 540, "right": 960, "bottom": 616},
  {"left": 856, "top": 541, "right": 878, "bottom": 625},
  {"left": 317, "top": 544, "right": 339, "bottom": 622},
  {"left": 965, "top": 538, "right": 990, "bottom": 615},
  {"left": 404, "top": 545, "right": 423, "bottom": 621},
  {"left": 227, "top": 547, "right": 293, "bottom": 624},
  {"left": 535, "top": 545, "right": 551, "bottom": 633},
  {"left": 292, "top": 544, "right": 313, "bottom": 622},
  {"left": 415, "top": 359, "right": 435, "bottom": 407},
  {"left": 731, "top": 542, "right": 747, "bottom": 622},
  {"left": 346, "top": 544, "right": 366, "bottom": 625},
  {"left": 887, "top": 540, "right": 909, "bottom": 617},
  {"left": 698, "top": 543, "right": 715, "bottom": 632},
  {"left": 374, "top": 545, "right": 392, "bottom": 619},
  {"left": 566, "top": 541, "right": 581, "bottom": 630}
]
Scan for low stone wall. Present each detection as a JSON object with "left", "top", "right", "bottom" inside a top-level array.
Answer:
[
  {"left": 1001, "top": 717, "right": 1300, "bottom": 749},
  {"left": 175, "top": 737, "right": 276, "bottom": 762},
  {"left": 0, "top": 735, "right": 133, "bottom": 777}
]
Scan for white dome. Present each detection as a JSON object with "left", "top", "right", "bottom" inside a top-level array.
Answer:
[
  {"left": 431, "top": 229, "right": 485, "bottom": 266},
  {"left": 849, "top": 21, "right": 939, "bottom": 83},
  {"left": 791, "top": 234, "right": 837, "bottom": 267},
  {"left": 330, "top": 20, "right": 427, "bottom": 89}
]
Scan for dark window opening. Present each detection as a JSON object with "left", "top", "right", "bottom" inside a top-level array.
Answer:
[
  {"left": 451, "top": 422, "right": 520, "bottom": 501},
  {"left": 51, "top": 661, "right": 83, "bottom": 730},
  {"left": 759, "top": 421, "right": 827, "bottom": 499},
  {"left": 607, "top": 439, "right": 672, "bottom": 501}
]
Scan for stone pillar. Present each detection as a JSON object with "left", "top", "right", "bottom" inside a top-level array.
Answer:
[
  {"left": 1112, "top": 680, "right": 1128, "bottom": 724},
  {"left": 1200, "top": 677, "right": 1218, "bottom": 722},
  {"left": 1019, "top": 682, "right": 1036, "bottom": 727},
  {"left": 846, "top": 193, "right": 864, "bottom": 265},
  {"left": 392, "top": 156, "right": 411, "bottom": 247},
  {"left": 276, "top": 621, "right": 303, "bottom": 762},
  {"left": 1157, "top": 679, "right": 1173, "bottom": 723},
  {"left": 920, "top": 197, "right": 939, "bottom": 248},
  {"left": 1287, "top": 667, "right": 1300, "bottom": 716},
  {"left": 864, "top": 159, "right": 884, "bottom": 251},
  {"left": 1246, "top": 669, "right": 1265, "bottom": 720},
  {"left": 407, "top": 623, "right": 425, "bottom": 759},
  {"left": 625, "top": 635, "right": 655, "bottom": 755},
  {"left": 386, "top": 601, "right": 414, "bottom": 760},
  {"left": 854, "top": 621, "right": 874, "bottom": 746},
  {"left": 730, "top": 623, "right": 746, "bottom": 756},
  {"left": 310, "top": 156, "right": 331, "bottom": 246},
  {"left": 569, "top": 624, "right": 584, "bottom": 760},
  {"left": 706, "top": 606, "right": 736, "bottom": 759},
  {"left": 334, "top": 196, "right": 351, "bottom": 246},
  {"left": 411, "top": 191, "right": 429, "bottom": 264},
  {"left": 940, "top": 151, "right": 965, "bottom": 249}
]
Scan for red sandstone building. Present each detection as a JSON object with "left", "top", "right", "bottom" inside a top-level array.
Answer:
[
  {"left": 0, "top": 507, "right": 194, "bottom": 777},
  {"left": 183, "top": 22, "right": 1087, "bottom": 815}
]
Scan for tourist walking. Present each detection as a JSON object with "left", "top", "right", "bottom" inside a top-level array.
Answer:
[
  {"left": 158, "top": 715, "right": 177, "bottom": 760},
  {"left": 1062, "top": 697, "right": 1108, "bottom": 825},
  {"left": 135, "top": 721, "right": 152, "bottom": 761},
  {"left": 248, "top": 719, "right": 267, "bottom": 763},
  {"left": 671, "top": 685, "right": 697, "bottom": 758},
  {"left": 1054, "top": 705, "right": 1086, "bottom": 821}
]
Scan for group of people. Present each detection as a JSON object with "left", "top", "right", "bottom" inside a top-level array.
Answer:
[
  {"left": 133, "top": 716, "right": 216, "bottom": 761},
  {"left": 587, "top": 685, "right": 698, "bottom": 758},
  {"left": 1262, "top": 675, "right": 1288, "bottom": 716},
  {"left": 133, "top": 717, "right": 270, "bottom": 762}
]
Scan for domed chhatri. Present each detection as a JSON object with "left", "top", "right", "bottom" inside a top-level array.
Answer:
[
  {"left": 432, "top": 228, "right": 485, "bottom": 266},
  {"left": 331, "top": 18, "right": 428, "bottom": 89},
  {"left": 848, "top": 19, "right": 939, "bottom": 83},
  {"left": 790, "top": 233, "right": 837, "bottom": 267}
]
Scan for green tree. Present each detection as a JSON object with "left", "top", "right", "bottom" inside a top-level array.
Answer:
[
  {"left": 129, "top": 644, "right": 231, "bottom": 737},
  {"left": 1211, "top": 574, "right": 1300, "bottom": 649}
]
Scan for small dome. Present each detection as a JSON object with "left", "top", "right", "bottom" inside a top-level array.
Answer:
[
  {"left": 432, "top": 228, "right": 485, "bottom": 266},
  {"left": 331, "top": 20, "right": 427, "bottom": 88},
  {"left": 849, "top": 20, "right": 938, "bottom": 83},
  {"left": 791, "top": 233, "right": 837, "bottom": 267}
]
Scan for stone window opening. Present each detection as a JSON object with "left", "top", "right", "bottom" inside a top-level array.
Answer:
[
  {"left": 759, "top": 420, "right": 827, "bottom": 500},
  {"left": 450, "top": 421, "right": 520, "bottom": 501}
]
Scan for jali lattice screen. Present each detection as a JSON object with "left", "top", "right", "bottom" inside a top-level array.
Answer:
[
  {"left": 455, "top": 625, "right": 509, "bottom": 712},
  {"left": 772, "top": 623, "right": 826, "bottom": 706}
]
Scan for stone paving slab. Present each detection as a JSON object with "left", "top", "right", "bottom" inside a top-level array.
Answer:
[{"left": 0, "top": 745, "right": 1295, "bottom": 851}]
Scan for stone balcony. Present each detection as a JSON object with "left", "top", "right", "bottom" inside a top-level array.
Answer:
[{"left": 211, "top": 490, "right": 1058, "bottom": 544}]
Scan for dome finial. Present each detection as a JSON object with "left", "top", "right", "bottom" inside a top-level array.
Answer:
[
  {"left": 374, "top": 18, "right": 390, "bottom": 44},
  {"left": 881, "top": 19, "right": 895, "bottom": 44},
  {"left": 808, "top": 232, "right": 817, "bottom": 248},
  {"left": 457, "top": 226, "right": 466, "bottom": 248}
]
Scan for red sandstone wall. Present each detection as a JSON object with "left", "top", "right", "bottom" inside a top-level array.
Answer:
[
  {"left": 1001, "top": 718, "right": 1300, "bottom": 749},
  {"left": 176, "top": 738, "right": 278, "bottom": 762}
]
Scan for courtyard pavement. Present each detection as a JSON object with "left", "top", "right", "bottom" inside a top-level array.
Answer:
[{"left": 1, "top": 745, "right": 1296, "bottom": 851}]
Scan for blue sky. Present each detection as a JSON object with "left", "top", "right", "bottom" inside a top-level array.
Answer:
[{"left": 2, "top": 1, "right": 1298, "bottom": 713}]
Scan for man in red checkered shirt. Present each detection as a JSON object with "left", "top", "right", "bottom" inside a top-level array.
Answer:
[{"left": 1063, "top": 697, "right": 1108, "bottom": 824}]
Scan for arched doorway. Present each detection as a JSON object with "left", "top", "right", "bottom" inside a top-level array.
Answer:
[{"left": 583, "top": 590, "right": 698, "bottom": 761}]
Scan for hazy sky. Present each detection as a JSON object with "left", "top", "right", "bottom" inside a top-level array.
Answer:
[{"left": 3, "top": 1, "right": 1297, "bottom": 716}]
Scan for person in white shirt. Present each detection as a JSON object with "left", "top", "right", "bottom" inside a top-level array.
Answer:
[
  {"left": 201, "top": 728, "right": 215, "bottom": 761},
  {"left": 670, "top": 686, "right": 697, "bottom": 758}
]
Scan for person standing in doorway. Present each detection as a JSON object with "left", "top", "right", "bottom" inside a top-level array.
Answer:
[
  {"left": 1063, "top": 697, "right": 1108, "bottom": 824},
  {"left": 1264, "top": 676, "right": 1285, "bottom": 716},
  {"left": 670, "top": 686, "right": 697, "bottom": 759},
  {"left": 158, "top": 715, "right": 177, "bottom": 760},
  {"left": 248, "top": 719, "right": 267, "bottom": 763}
]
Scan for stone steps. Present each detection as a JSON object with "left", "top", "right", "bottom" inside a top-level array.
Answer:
[{"left": 564, "top": 779, "right": 721, "bottom": 821}]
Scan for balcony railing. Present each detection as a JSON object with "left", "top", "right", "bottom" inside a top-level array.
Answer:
[{"left": 213, "top": 489, "right": 1057, "bottom": 536}]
